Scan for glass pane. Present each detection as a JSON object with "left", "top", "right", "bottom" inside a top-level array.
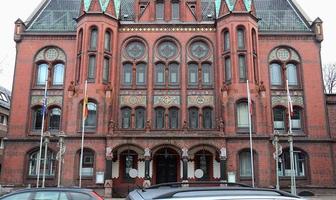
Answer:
[
  {"left": 169, "top": 63, "right": 179, "bottom": 84},
  {"left": 291, "top": 109, "right": 301, "bottom": 130},
  {"left": 273, "top": 108, "right": 285, "bottom": 130},
  {"left": 49, "top": 108, "right": 61, "bottom": 130},
  {"left": 136, "top": 108, "right": 145, "bottom": 128},
  {"left": 240, "top": 151, "right": 252, "bottom": 176},
  {"left": 158, "top": 41, "right": 177, "bottom": 59},
  {"left": 203, "top": 108, "right": 212, "bottom": 128},
  {"left": 136, "top": 64, "right": 146, "bottom": 85},
  {"left": 156, "top": 64, "right": 165, "bottom": 84},
  {"left": 156, "top": 2, "right": 164, "bottom": 20},
  {"left": 37, "top": 64, "right": 48, "bottom": 85},
  {"left": 69, "top": 192, "right": 91, "bottom": 200},
  {"left": 2, "top": 192, "right": 31, "bottom": 200},
  {"left": 190, "top": 41, "right": 209, "bottom": 59},
  {"left": 103, "top": 58, "right": 110, "bottom": 82},
  {"left": 126, "top": 41, "right": 145, "bottom": 59},
  {"left": 169, "top": 108, "right": 179, "bottom": 129},
  {"left": 35, "top": 192, "right": 60, "bottom": 200},
  {"left": 237, "top": 103, "right": 249, "bottom": 128},
  {"left": 270, "top": 63, "right": 282, "bottom": 85},
  {"left": 88, "top": 56, "right": 96, "bottom": 80},
  {"left": 53, "top": 64, "right": 64, "bottom": 85},
  {"left": 34, "top": 108, "right": 43, "bottom": 130},
  {"left": 155, "top": 108, "right": 165, "bottom": 129},
  {"left": 224, "top": 31, "right": 230, "bottom": 51},
  {"left": 189, "top": 108, "right": 198, "bottom": 128},
  {"left": 202, "top": 63, "right": 211, "bottom": 85},
  {"left": 239, "top": 55, "right": 246, "bottom": 81},
  {"left": 90, "top": 29, "right": 98, "bottom": 50},
  {"left": 188, "top": 64, "right": 198, "bottom": 85},
  {"left": 123, "top": 63, "right": 132, "bottom": 85},
  {"left": 237, "top": 29, "right": 245, "bottom": 49},
  {"left": 225, "top": 58, "right": 231, "bottom": 82},
  {"left": 85, "top": 102, "right": 97, "bottom": 128},
  {"left": 122, "top": 108, "right": 131, "bottom": 128},
  {"left": 104, "top": 31, "right": 111, "bottom": 51},
  {"left": 172, "top": 2, "right": 180, "bottom": 19},
  {"left": 286, "top": 64, "right": 298, "bottom": 86}
]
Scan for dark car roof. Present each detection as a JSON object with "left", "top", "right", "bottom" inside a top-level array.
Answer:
[{"left": 131, "top": 186, "right": 300, "bottom": 200}]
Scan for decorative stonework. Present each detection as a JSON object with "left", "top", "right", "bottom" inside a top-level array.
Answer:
[
  {"left": 31, "top": 96, "right": 63, "bottom": 107},
  {"left": 271, "top": 90, "right": 303, "bottom": 96},
  {"left": 188, "top": 96, "right": 214, "bottom": 107},
  {"left": 269, "top": 47, "right": 300, "bottom": 62},
  {"left": 187, "top": 90, "right": 214, "bottom": 95},
  {"left": 31, "top": 90, "right": 64, "bottom": 96},
  {"left": 120, "top": 96, "right": 146, "bottom": 107},
  {"left": 120, "top": 90, "right": 147, "bottom": 95},
  {"left": 272, "top": 96, "right": 304, "bottom": 106},
  {"left": 119, "top": 27, "right": 216, "bottom": 32},
  {"left": 154, "top": 90, "right": 180, "bottom": 95},
  {"left": 35, "top": 47, "right": 66, "bottom": 63},
  {"left": 154, "top": 96, "right": 180, "bottom": 107}
]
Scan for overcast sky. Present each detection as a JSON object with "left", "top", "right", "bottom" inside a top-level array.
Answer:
[{"left": 0, "top": 0, "right": 335, "bottom": 91}]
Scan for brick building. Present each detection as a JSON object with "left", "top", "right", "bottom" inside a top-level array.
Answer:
[
  {"left": 2, "top": 0, "right": 336, "bottom": 197},
  {"left": 0, "top": 86, "right": 10, "bottom": 174}
]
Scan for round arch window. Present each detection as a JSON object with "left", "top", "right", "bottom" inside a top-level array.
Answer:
[
  {"left": 125, "top": 41, "right": 146, "bottom": 59},
  {"left": 158, "top": 41, "right": 178, "bottom": 59},
  {"left": 190, "top": 41, "right": 209, "bottom": 59}
]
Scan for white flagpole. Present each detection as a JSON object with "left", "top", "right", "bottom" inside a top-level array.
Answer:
[
  {"left": 36, "top": 80, "right": 48, "bottom": 188},
  {"left": 286, "top": 80, "right": 296, "bottom": 195},
  {"left": 247, "top": 80, "right": 255, "bottom": 187},
  {"left": 79, "top": 80, "right": 88, "bottom": 188}
]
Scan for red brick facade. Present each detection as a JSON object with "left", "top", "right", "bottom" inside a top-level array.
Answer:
[{"left": 1, "top": 0, "right": 335, "bottom": 197}]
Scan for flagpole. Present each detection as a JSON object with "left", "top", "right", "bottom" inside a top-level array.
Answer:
[
  {"left": 36, "top": 80, "right": 48, "bottom": 188},
  {"left": 286, "top": 80, "right": 296, "bottom": 195},
  {"left": 247, "top": 80, "right": 255, "bottom": 187},
  {"left": 79, "top": 80, "right": 88, "bottom": 188}
]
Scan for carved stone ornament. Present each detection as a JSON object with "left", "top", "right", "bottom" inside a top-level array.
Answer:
[
  {"left": 106, "top": 147, "right": 113, "bottom": 160},
  {"left": 35, "top": 47, "right": 66, "bottom": 63},
  {"left": 271, "top": 96, "right": 304, "bottom": 106},
  {"left": 120, "top": 96, "right": 146, "bottom": 107},
  {"left": 31, "top": 96, "right": 63, "bottom": 107},
  {"left": 154, "top": 96, "right": 180, "bottom": 107},
  {"left": 188, "top": 96, "right": 214, "bottom": 107}
]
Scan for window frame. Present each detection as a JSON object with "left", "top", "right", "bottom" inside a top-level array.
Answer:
[
  {"left": 188, "top": 107, "right": 199, "bottom": 129},
  {"left": 155, "top": 0, "right": 164, "bottom": 20},
  {"left": 28, "top": 149, "right": 56, "bottom": 177},
  {"left": 155, "top": 107, "right": 165, "bottom": 129}
]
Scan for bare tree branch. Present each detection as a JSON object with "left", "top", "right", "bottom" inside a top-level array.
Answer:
[{"left": 323, "top": 63, "right": 336, "bottom": 94}]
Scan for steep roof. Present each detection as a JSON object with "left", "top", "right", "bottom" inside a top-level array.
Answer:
[
  {"left": 25, "top": 0, "right": 312, "bottom": 32},
  {"left": 0, "top": 86, "right": 11, "bottom": 110}
]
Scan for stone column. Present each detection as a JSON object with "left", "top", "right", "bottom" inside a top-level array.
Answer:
[
  {"left": 143, "top": 148, "right": 151, "bottom": 187},
  {"left": 220, "top": 147, "right": 227, "bottom": 181},
  {"left": 104, "top": 147, "right": 113, "bottom": 198},
  {"left": 182, "top": 148, "right": 189, "bottom": 182}
]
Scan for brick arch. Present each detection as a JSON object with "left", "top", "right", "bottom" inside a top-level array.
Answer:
[{"left": 151, "top": 144, "right": 182, "bottom": 156}]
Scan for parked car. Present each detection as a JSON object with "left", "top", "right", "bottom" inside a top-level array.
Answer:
[
  {"left": 0, "top": 187, "right": 103, "bottom": 200},
  {"left": 127, "top": 182, "right": 305, "bottom": 200}
]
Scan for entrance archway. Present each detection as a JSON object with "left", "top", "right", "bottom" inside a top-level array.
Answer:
[{"left": 154, "top": 148, "right": 179, "bottom": 184}]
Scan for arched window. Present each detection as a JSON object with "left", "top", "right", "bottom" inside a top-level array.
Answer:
[
  {"left": 53, "top": 63, "right": 64, "bottom": 85},
  {"left": 202, "top": 107, "right": 212, "bottom": 129},
  {"left": 189, "top": 107, "right": 199, "bottom": 129},
  {"left": 239, "top": 150, "right": 254, "bottom": 177},
  {"left": 32, "top": 107, "right": 43, "bottom": 130},
  {"left": 121, "top": 107, "right": 132, "bottom": 128},
  {"left": 286, "top": 63, "right": 298, "bottom": 86},
  {"left": 194, "top": 150, "right": 212, "bottom": 180},
  {"left": 278, "top": 149, "right": 306, "bottom": 177},
  {"left": 156, "top": 0, "right": 164, "bottom": 20},
  {"left": 202, "top": 63, "right": 212, "bottom": 85},
  {"left": 28, "top": 149, "right": 55, "bottom": 176},
  {"left": 225, "top": 57, "right": 231, "bottom": 83},
  {"left": 155, "top": 107, "right": 165, "bottom": 129},
  {"left": 291, "top": 107, "right": 302, "bottom": 131},
  {"left": 169, "top": 107, "right": 179, "bottom": 129},
  {"left": 84, "top": 102, "right": 97, "bottom": 131},
  {"left": 90, "top": 28, "right": 98, "bottom": 50},
  {"left": 270, "top": 63, "right": 282, "bottom": 86},
  {"left": 239, "top": 55, "right": 247, "bottom": 81},
  {"left": 37, "top": 64, "right": 48, "bottom": 85},
  {"left": 135, "top": 107, "right": 145, "bottom": 129},
  {"left": 88, "top": 55, "right": 96, "bottom": 81},
  {"left": 48, "top": 107, "right": 61, "bottom": 131},
  {"left": 237, "top": 28, "right": 245, "bottom": 49},
  {"left": 103, "top": 57, "right": 110, "bottom": 83},
  {"left": 169, "top": 63, "right": 179, "bottom": 85},
  {"left": 155, "top": 63, "right": 165, "bottom": 85},
  {"left": 188, "top": 63, "right": 198, "bottom": 86},
  {"left": 273, "top": 107, "right": 286, "bottom": 131},
  {"left": 123, "top": 63, "right": 132, "bottom": 86},
  {"left": 171, "top": 0, "right": 180, "bottom": 20},
  {"left": 120, "top": 150, "right": 138, "bottom": 180},
  {"left": 224, "top": 30, "right": 230, "bottom": 51},
  {"left": 237, "top": 101, "right": 249, "bottom": 129},
  {"left": 104, "top": 31, "right": 111, "bottom": 51},
  {"left": 80, "top": 149, "right": 94, "bottom": 177},
  {"left": 136, "top": 63, "right": 146, "bottom": 85}
]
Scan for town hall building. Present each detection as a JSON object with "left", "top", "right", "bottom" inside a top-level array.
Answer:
[{"left": 2, "top": 0, "right": 335, "bottom": 197}]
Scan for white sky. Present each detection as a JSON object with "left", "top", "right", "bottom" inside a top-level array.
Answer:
[{"left": 0, "top": 0, "right": 335, "bottom": 91}]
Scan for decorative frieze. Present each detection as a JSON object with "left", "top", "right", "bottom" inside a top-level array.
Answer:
[
  {"left": 120, "top": 96, "right": 147, "bottom": 107},
  {"left": 272, "top": 96, "right": 304, "bottom": 106},
  {"left": 31, "top": 96, "right": 63, "bottom": 107},
  {"left": 119, "top": 27, "right": 216, "bottom": 32},
  {"left": 119, "top": 90, "right": 147, "bottom": 95},
  {"left": 35, "top": 47, "right": 66, "bottom": 62},
  {"left": 187, "top": 90, "right": 214, "bottom": 95},
  {"left": 188, "top": 96, "right": 214, "bottom": 107},
  {"left": 154, "top": 96, "right": 180, "bottom": 107}
]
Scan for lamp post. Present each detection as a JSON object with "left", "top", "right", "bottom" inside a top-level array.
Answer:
[
  {"left": 57, "top": 132, "right": 66, "bottom": 187},
  {"left": 42, "top": 131, "right": 51, "bottom": 188}
]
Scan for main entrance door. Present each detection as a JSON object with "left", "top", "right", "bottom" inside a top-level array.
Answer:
[{"left": 155, "top": 148, "right": 178, "bottom": 184}]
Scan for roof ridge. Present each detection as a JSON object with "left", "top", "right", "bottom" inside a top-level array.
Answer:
[{"left": 25, "top": 0, "right": 50, "bottom": 25}]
